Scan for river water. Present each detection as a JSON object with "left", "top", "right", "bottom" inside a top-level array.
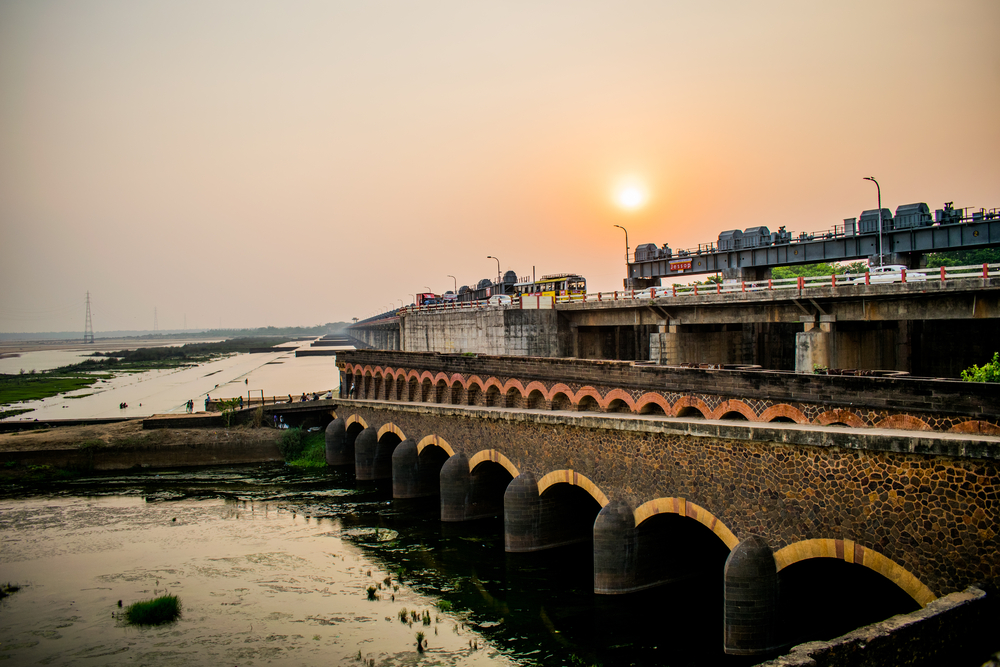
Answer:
[
  {"left": 0, "top": 465, "right": 735, "bottom": 667},
  {"left": 2, "top": 340, "right": 342, "bottom": 422}
]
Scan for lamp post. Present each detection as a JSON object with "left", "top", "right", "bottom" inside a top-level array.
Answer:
[
  {"left": 613, "top": 224, "right": 630, "bottom": 288},
  {"left": 863, "top": 177, "right": 883, "bottom": 267},
  {"left": 486, "top": 256, "right": 501, "bottom": 294},
  {"left": 447, "top": 275, "right": 457, "bottom": 293}
]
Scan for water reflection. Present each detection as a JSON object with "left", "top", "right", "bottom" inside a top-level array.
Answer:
[{"left": 0, "top": 465, "right": 741, "bottom": 667}]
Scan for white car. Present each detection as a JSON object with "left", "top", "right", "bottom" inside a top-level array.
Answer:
[
  {"left": 487, "top": 295, "right": 512, "bottom": 306},
  {"left": 854, "top": 265, "right": 927, "bottom": 284}
]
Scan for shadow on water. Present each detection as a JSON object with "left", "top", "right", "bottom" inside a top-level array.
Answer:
[{"left": 3, "top": 463, "right": 903, "bottom": 666}]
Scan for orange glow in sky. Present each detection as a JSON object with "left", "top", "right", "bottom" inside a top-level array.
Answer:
[
  {"left": 615, "top": 182, "right": 648, "bottom": 211},
  {"left": 0, "top": 1, "right": 998, "bottom": 331}
]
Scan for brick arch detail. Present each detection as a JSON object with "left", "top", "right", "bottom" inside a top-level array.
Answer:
[
  {"left": 468, "top": 449, "right": 519, "bottom": 478},
  {"left": 874, "top": 414, "right": 932, "bottom": 431},
  {"left": 949, "top": 420, "right": 1000, "bottom": 436},
  {"left": 773, "top": 538, "right": 936, "bottom": 607},
  {"left": 673, "top": 396, "right": 712, "bottom": 418},
  {"left": 416, "top": 434, "right": 455, "bottom": 457},
  {"left": 466, "top": 376, "right": 487, "bottom": 392},
  {"left": 448, "top": 373, "right": 467, "bottom": 388},
  {"left": 377, "top": 422, "right": 406, "bottom": 441},
  {"left": 633, "top": 498, "right": 739, "bottom": 550},
  {"left": 345, "top": 414, "right": 368, "bottom": 429},
  {"left": 573, "top": 386, "right": 602, "bottom": 406},
  {"left": 501, "top": 379, "right": 527, "bottom": 396},
  {"left": 536, "top": 470, "right": 609, "bottom": 508},
  {"left": 523, "top": 380, "right": 548, "bottom": 397},
  {"left": 601, "top": 388, "right": 636, "bottom": 412},
  {"left": 482, "top": 377, "right": 504, "bottom": 392},
  {"left": 432, "top": 372, "right": 450, "bottom": 385},
  {"left": 547, "top": 383, "right": 574, "bottom": 402},
  {"left": 418, "top": 370, "right": 436, "bottom": 383},
  {"left": 814, "top": 409, "right": 865, "bottom": 428},
  {"left": 759, "top": 404, "right": 809, "bottom": 424},
  {"left": 712, "top": 399, "right": 758, "bottom": 421},
  {"left": 362, "top": 365, "right": 376, "bottom": 377},
  {"left": 635, "top": 393, "right": 673, "bottom": 416},
  {"left": 328, "top": 409, "right": 338, "bottom": 420}
]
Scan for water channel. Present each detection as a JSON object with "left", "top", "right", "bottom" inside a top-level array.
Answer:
[{"left": 0, "top": 464, "right": 739, "bottom": 667}]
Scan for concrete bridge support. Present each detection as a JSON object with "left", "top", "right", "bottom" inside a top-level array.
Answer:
[
  {"left": 354, "top": 427, "right": 381, "bottom": 480},
  {"left": 392, "top": 439, "right": 447, "bottom": 499},
  {"left": 594, "top": 501, "right": 639, "bottom": 593},
  {"left": 504, "top": 473, "right": 601, "bottom": 552},
  {"left": 324, "top": 418, "right": 350, "bottom": 465},
  {"left": 440, "top": 453, "right": 510, "bottom": 522},
  {"left": 724, "top": 536, "right": 779, "bottom": 656}
]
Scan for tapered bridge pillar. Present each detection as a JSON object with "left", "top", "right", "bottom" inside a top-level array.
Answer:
[{"left": 724, "top": 535, "right": 780, "bottom": 656}]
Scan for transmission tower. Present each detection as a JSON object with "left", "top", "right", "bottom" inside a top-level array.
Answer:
[{"left": 84, "top": 292, "right": 95, "bottom": 344}]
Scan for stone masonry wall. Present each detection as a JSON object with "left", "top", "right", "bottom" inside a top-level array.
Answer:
[
  {"left": 334, "top": 401, "right": 999, "bottom": 601},
  {"left": 336, "top": 349, "right": 1000, "bottom": 433}
]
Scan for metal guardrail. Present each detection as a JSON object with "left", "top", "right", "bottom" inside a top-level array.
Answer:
[
  {"left": 389, "top": 264, "right": 999, "bottom": 315},
  {"left": 559, "top": 263, "right": 1000, "bottom": 303}
]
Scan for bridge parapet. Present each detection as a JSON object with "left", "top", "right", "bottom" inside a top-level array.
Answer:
[
  {"left": 335, "top": 349, "right": 999, "bottom": 435},
  {"left": 326, "top": 397, "right": 999, "bottom": 655}
]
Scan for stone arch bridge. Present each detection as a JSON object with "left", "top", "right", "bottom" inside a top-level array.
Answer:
[{"left": 319, "top": 396, "right": 999, "bottom": 656}]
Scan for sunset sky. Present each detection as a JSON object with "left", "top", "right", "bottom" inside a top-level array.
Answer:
[{"left": 1, "top": 0, "right": 998, "bottom": 333}]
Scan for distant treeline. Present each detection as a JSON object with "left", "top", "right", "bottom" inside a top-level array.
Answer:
[{"left": 768, "top": 248, "right": 1000, "bottom": 280}]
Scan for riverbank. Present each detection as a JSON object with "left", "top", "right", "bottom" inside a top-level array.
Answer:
[{"left": 0, "top": 419, "right": 283, "bottom": 480}]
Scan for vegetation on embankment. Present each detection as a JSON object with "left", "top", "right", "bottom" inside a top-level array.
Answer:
[
  {"left": 962, "top": 352, "right": 1000, "bottom": 383},
  {"left": 123, "top": 594, "right": 181, "bottom": 625},
  {"left": 0, "top": 337, "right": 294, "bottom": 409},
  {"left": 278, "top": 427, "right": 326, "bottom": 468}
]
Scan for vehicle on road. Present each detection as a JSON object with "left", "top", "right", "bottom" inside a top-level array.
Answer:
[{"left": 853, "top": 264, "right": 927, "bottom": 284}]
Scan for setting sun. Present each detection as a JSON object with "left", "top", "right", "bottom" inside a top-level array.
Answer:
[{"left": 615, "top": 183, "right": 647, "bottom": 211}]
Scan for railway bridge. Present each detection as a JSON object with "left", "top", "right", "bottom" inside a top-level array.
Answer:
[{"left": 324, "top": 350, "right": 999, "bottom": 656}]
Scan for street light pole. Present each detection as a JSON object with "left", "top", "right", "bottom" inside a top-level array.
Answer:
[
  {"left": 863, "top": 177, "right": 883, "bottom": 268},
  {"left": 447, "top": 275, "right": 457, "bottom": 293},
  {"left": 486, "top": 256, "right": 501, "bottom": 294},
  {"left": 613, "top": 225, "right": 630, "bottom": 288}
]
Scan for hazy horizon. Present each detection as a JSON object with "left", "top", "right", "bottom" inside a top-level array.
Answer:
[{"left": 2, "top": 0, "right": 998, "bottom": 333}]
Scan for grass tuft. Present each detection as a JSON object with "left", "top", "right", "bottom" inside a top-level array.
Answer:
[
  {"left": 285, "top": 430, "right": 326, "bottom": 468},
  {"left": 124, "top": 594, "right": 181, "bottom": 625}
]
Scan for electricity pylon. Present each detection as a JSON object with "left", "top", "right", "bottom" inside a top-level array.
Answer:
[{"left": 84, "top": 292, "right": 95, "bottom": 344}]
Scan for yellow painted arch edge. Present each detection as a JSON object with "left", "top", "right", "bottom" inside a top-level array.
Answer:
[
  {"left": 467, "top": 449, "right": 519, "bottom": 479},
  {"left": 416, "top": 435, "right": 455, "bottom": 457},
  {"left": 536, "top": 470, "right": 609, "bottom": 508},
  {"left": 773, "top": 538, "right": 937, "bottom": 607},
  {"left": 344, "top": 414, "right": 368, "bottom": 429},
  {"left": 377, "top": 422, "right": 406, "bottom": 441},
  {"left": 633, "top": 498, "right": 739, "bottom": 550}
]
